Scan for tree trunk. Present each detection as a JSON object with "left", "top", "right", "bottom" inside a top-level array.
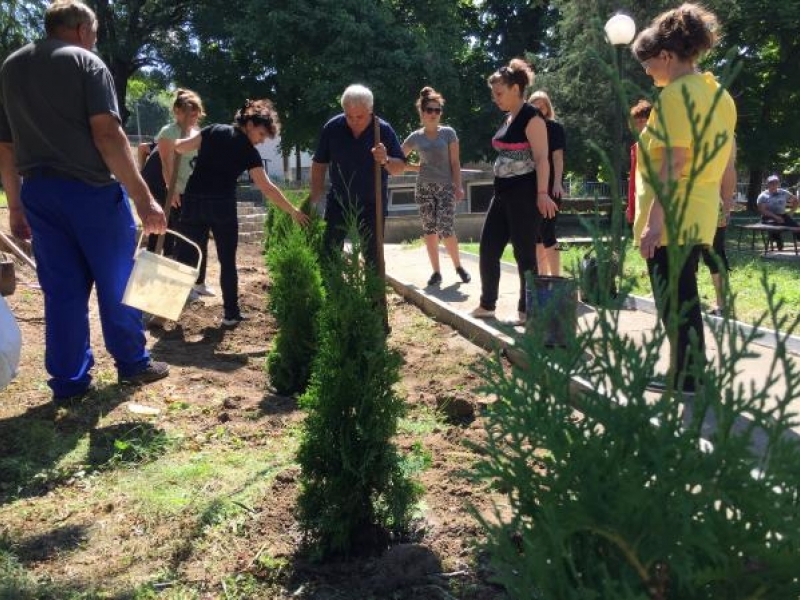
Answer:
[
  {"left": 111, "top": 59, "right": 133, "bottom": 126},
  {"left": 295, "top": 144, "right": 302, "bottom": 183},
  {"left": 747, "top": 169, "right": 763, "bottom": 213}
]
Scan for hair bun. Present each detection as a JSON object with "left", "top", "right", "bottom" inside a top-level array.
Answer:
[{"left": 420, "top": 87, "right": 434, "bottom": 97}]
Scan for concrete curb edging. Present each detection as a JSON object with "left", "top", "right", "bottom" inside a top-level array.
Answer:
[
  {"left": 384, "top": 272, "right": 595, "bottom": 398},
  {"left": 385, "top": 273, "right": 516, "bottom": 357},
  {"left": 628, "top": 295, "right": 800, "bottom": 356}
]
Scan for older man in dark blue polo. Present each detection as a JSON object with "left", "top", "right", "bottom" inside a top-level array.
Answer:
[{"left": 309, "top": 84, "right": 406, "bottom": 266}]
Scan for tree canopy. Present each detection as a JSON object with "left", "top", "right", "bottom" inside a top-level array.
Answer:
[
  {"left": 89, "top": 0, "right": 194, "bottom": 123},
  {"left": 1, "top": 0, "right": 799, "bottom": 188},
  {"left": 0, "top": 0, "right": 45, "bottom": 64}
]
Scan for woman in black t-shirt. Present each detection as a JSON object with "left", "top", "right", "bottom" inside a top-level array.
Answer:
[
  {"left": 528, "top": 90, "right": 566, "bottom": 277},
  {"left": 175, "top": 99, "right": 308, "bottom": 326}
]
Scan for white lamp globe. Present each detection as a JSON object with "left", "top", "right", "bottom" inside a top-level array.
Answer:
[{"left": 604, "top": 13, "right": 636, "bottom": 46}]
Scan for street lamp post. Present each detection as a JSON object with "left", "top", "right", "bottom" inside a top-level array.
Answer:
[
  {"left": 134, "top": 99, "right": 142, "bottom": 142},
  {"left": 604, "top": 13, "right": 637, "bottom": 197},
  {"left": 604, "top": 13, "right": 636, "bottom": 267}
]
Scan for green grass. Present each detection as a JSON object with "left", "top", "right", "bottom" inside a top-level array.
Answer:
[
  {"left": 460, "top": 239, "right": 800, "bottom": 329},
  {"left": 398, "top": 405, "right": 448, "bottom": 437},
  {"left": 0, "top": 395, "right": 303, "bottom": 597}
]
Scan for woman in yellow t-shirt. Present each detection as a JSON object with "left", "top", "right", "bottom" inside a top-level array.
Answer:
[{"left": 632, "top": 3, "right": 737, "bottom": 395}]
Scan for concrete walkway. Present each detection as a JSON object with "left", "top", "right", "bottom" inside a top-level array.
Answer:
[{"left": 383, "top": 243, "right": 800, "bottom": 440}]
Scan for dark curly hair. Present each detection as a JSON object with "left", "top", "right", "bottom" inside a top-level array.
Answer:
[
  {"left": 234, "top": 99, "right": 280, "bottom": 138},
  {"left": 487, "top": 58, "right": 534, "bottom": 96},
  {"left": 632, "top": 3, "right": 718, "bottom": 63}
]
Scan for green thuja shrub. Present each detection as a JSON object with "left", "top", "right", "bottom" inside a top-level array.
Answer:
[
  {"left": 473, "top": 50, "right": 800, "bottom": 599},
  {"left": 474, "top": 284, "right": 800, "bottom": 599},
  {"left": 265, "top": 221, "right": 324, "bottom": 396},
  {"left": 296, "top": 227, "right": 420, "bottom": 558},
  {"left": 264, "top": 192, "right": 323, "bottom": 255}
]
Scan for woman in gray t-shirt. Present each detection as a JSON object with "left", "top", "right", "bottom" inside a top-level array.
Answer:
[{"left": 402, "top": 87, "right": 470, "bottom": 287}]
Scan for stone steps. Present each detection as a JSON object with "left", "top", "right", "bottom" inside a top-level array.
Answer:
[{"left": 237, "top": 201, "right": 267, "bottom": 245}]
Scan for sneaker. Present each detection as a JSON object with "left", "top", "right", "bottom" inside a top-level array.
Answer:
[
  {"left": 427, "top": 271, "right": 442, "bottom": 286},
  {"left": 187, "top": 289, "right": 201, "bottom": 302},
  {"left": 469, "top": 305, "right": 495, "bottom": 319},
  {"left": 193, "top": 283, "right": 216, "bottom": 297},
  {"left": 53, "top": 382, "right": 96, "bottom": 406},
  {"left": 119, "top": 361, "right": 170, "bottom": 385},
  {"left": 456, "top": 266, "right": 471, "bottom": 283},
  {"left": 222, "top": 313, "right": 250, "bottom": 327}
]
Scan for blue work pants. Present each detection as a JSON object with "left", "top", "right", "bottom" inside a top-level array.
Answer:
[{"left": 21, "top": 177, "right": 149, "bottom": 397}]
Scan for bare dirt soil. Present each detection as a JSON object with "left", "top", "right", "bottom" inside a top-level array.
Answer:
[{"left": 0, "top": 224, "right": 510, "bottom": 600}]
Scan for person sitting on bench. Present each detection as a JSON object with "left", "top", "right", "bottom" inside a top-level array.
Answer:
[{"left": 757, "top": 174, "right": 799, "bottom": 251}]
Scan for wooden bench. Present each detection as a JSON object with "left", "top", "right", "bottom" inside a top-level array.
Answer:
[{"left": 735, "top": 222, "right": 800, "bottom": 255}]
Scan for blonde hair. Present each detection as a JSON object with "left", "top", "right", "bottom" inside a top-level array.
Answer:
[
  {"left": 173, "top": 88, "right": 206, "bottom": 118},
  {"left": 528, "top": 90, "right": 555, "bottom": 120}
]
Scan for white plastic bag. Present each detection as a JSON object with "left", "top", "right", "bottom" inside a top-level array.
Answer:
[{"left": 0, "top": 295, "right": 21, "bottom": 390}]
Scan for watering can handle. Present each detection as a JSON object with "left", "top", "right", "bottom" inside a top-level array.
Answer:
[{"left": 136, "top": 229, "right": 203, "bottom": 271}]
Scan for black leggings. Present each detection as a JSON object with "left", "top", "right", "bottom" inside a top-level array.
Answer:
[
  {"left": 478, "top": 176, "right": 541, "bottom": 313},
  {"left": 647, "top": 245, "right": 705, "bottom": 390},
  {"left": 700, "top": 226, "right": 729, "bottom": 275},
  {"left": 177, "top": 194, "right": 240, "bottom": 319}
]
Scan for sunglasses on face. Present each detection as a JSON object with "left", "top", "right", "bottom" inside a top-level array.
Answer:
[{"left": 424, "top": 107, "right": 442, "bottom": 115}]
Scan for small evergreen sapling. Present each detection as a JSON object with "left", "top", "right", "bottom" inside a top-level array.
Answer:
[
  {"left": 265, "top": 217, "right": 324, "bottom": 395},
  {"left": 296, "top": 227, "right": 420, "bottom": 557}
]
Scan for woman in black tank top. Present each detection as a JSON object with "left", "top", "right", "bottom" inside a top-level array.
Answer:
[{"left": 469, "top": 59, "right": 557, "bottom": 324}]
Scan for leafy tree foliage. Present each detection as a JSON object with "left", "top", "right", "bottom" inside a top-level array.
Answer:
[
  {"left": 705, "top": 0, "right": 800, "bottom": 203},
  {"left": 157, "top": 0, "right": 275, "bottom": 126},
  {"left": 88, "top": 0, "right": 193, "bottom": 124},
  {"left": 167, "top": 0, "right": 549, "bottom": 164},
  {"left": 538, "top": 0, "right": 672, "bottom": 180},
  {"left": 0, "top": 1, "right": 45, "bottom": 64},
  {"left": 124, "top": 72, "right": 171, "bottom": 138},
  {"left": 467, "top": 0, "right": 553, "bottom": 62},
  {"left": 244, "top": 0, "right": 474, "bottom": 159}
]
